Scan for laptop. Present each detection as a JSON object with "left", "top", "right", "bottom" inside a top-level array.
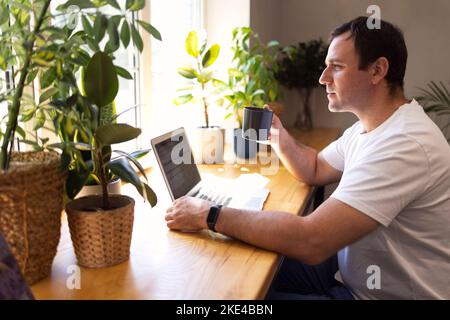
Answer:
[{"left": 151, "top": 127, "right": 269, "bottom": 210}]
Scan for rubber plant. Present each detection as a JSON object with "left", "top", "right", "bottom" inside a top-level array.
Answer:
[{"left": 68, "top": 50, "right": 157, "bottom": 209}]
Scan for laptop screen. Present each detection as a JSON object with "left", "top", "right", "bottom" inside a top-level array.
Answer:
[{"left": 152, "top": 129, "right": 201, "bottom": 200}]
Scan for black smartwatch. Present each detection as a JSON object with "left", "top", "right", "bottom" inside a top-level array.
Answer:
[{"left": 206, "top": 204, "right": 223, "bottom": 232}]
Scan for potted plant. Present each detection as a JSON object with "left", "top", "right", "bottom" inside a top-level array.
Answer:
[
  {"left": 416, "top": 81, "right": 450, "bottom": 144},
  {"left": 174, "top": 30, "right": 225, "bottom": 164},
  {"left": 0, "top": 0, "right": 161, "bottom": 278},
  {"left": 276, "top": 39, "right": 327, "bottom": 130},
  {"left": 0, "top": 0, "right": 68, "bottom": 285},
  {"left": 219, "top": 27, "right": 281, "bottom": 159},
  {"left": 64, "top": 51, "right": 157, "bottom": 268}
]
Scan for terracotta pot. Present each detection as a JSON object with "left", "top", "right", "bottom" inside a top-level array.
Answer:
[{"left": 65, "top": 194, "right": 135, "bottom": 268}]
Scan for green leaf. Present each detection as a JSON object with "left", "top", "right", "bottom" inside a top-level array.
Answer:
[
  {"left": 106, "top": 0, "right": 121, "bottom": 10},
  {"left": 202, "top": 44, "right": 220, "bottom": 68},
  {"left": 197, "top": 70, "right": 212, "bottom": 84},
  {"left": 83, "top": 51, "right": 119, "bottom": 107},
  {"left": 20, "top": 107, "right": 36, "bottom": 122},
  {"left": 39, "top": 137, "right": 49, "bottom": 145},
  {"left": 120, "top": 20, "right": 130, "bottom": 48},
  {"left": 93, "top": 13, "right": 108, "bottom": 43},
  {"left": 39, "top": 87, "right": 59, "bottom": 104},
  {"left": 177, "top": 67, "right": 197, "bottom": 79},
  {"left": 212, "top": 78, "right": 228, "bottom": 90},
  {"left": 72, "top": 142, "right": 92, "bottom": 151},
  {"left": 130, "top": 22, "right": 143, "bottom": 52},
  {"left": 251, "top": 89, "right": 265, "bottom": 98},
  {"left": 267, "top": 40, "right": 280, "bottom": 48},
  {"left": 15, "top": 126, "right": 26, "bottom": 139},
  {"left": 111, "top": 149, "right": 147, "bottom": 180},
  {"left": 40, "top": 67, "right": 57, "bottom": 89},
  {"left": 81, "top": 15, "right": 94, "bottom": 37},
  {"left": 26, "top": 68, "right": 39, "bottom": 84},
  {"left": 137, "top": 19, "right": 162, "bottom": 41},
  {"left": 126, "top": 0, "right": 145, "bottom": 11},
  {"left": 0, "top": 7, "right": 9, "bottom": 25},
  {"left": 115, "top": 65, "right": 133, "bottom": 79},
  {"left": 268, "top": 88, "right": 277, "bottom": 102},
  {"left": 20, "top": 139, "right": 43, "bottom": 151},
  {"left": 185, "top": 31, "right": 199, "bottom": 58},
  {"left": 105, "top": 18, "right": 120, "bottom": 53},
  {"left": 33, "top": 110, "right": 46, "bottom": 130},
  {"left": 173, "top": 94, "right": 194, "bottom": 105},
  {"left": 107, "top": 157, "right": 157, "bottom": 206},
  {"left": 129, "top": 149, "right": 150, "bottom": 160},
  {"left": 66, "top": 161, "right": 91, "bottom": 200},
  {"left": 142, "top": 183, "right": 158, "bottom": 207},
  {"left": 84, "top": 36, "right": 99, "bottom": 52},
  {"left": 95, "top": 123, "right": 141, "bottom": 145},
  {"left": 228, "top": 68, "right": 244, "bottom": 79}
]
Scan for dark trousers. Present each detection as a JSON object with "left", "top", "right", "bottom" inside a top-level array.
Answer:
[{"left": 266, "top": 255, "right": 354, "bottom": 300}]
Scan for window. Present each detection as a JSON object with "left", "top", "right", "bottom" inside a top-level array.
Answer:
[
  {"left": 142, "top": 0, "right": 204, "bottom": 140},
  {"left": 51, "top": 1, "right": 142, "bottom": 152},
  {"left": 1, "top": 1, "right": 205, "bottom": 156}
]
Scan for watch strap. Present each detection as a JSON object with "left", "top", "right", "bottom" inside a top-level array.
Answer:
[{"left": 207, "top": 204, "right": 223, "bottom": 232}]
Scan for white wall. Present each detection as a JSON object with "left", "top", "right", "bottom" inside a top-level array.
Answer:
[
  {"left": 251, "top": 0, "right": 450, "bottom": 130},
  {"left": 205, "top": 0, "right": 250, "bottom": 131},
  {"left": 250, "top": 0, "right": 281, "bottom": 45}
]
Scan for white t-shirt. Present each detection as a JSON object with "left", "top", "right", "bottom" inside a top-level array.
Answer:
[{"left": 320, "top": 100, "right": 450, "bottom": 299}]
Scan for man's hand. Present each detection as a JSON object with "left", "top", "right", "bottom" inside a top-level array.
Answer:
[
  {"left": 165, "top": 196, "right": 213, "bottom": 231},
  {"left": 265, "top": 104, "right": 286, "bottom": 154}
]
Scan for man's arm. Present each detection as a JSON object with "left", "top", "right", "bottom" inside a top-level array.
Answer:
[
  {"left": 269, "top": 113, "right": 342, "bottom": 186},
  {"left": 166, "top": 197, "right": 379, "bottom": 265}
]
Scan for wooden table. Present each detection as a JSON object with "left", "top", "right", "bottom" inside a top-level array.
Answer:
[{"left": 31, "top": 127, "right": 340, "bottom": 299}]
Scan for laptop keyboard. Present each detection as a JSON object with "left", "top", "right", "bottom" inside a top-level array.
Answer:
[{"left": 192, "top": 188, "right": 232, "bottom": 207}]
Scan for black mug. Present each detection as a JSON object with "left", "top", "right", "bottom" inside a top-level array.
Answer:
[{"left": 242, "top": 107, "right": 273, "bottom": 143}]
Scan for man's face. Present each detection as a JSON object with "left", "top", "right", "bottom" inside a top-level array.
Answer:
[{"left": 319, "top": 32, "right": 373, "bottom": 112}]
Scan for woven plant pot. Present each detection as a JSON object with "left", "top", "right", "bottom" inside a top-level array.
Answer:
[
  {"left": 0, "top": 151, "right": 65, "bottom": 285},
  {"left": 65, "top": 195, "right": 135, "bottom": 268}
]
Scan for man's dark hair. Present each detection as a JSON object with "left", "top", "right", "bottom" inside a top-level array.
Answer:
[{"left": 330, "top": 16, "right": 408, "bottom": 95}]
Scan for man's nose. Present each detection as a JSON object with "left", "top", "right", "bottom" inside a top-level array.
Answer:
[{"left": 319, "top": 66, "right": 332, "bottom": 86}]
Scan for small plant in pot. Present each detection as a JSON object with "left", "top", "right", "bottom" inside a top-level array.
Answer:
[
  {"left": 64, "top": 51, "right": 157, "bottom": 268},
  {"left": 174, "top": 30, "right": 224, "bottom": 164},
  {"left": 218, "top": 27, "right": 281, "bottom": 159}
]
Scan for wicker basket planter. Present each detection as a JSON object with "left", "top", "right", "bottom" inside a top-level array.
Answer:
[
  {"left": 65, "top": 195, "right": 135, "bottom": 268},
  {"left": 0, "top": 151, "right": 65, "bottom": 285}
]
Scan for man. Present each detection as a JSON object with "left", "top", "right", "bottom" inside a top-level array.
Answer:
[{"left": 165, "top": 16, "right": 450, "bottom": 299}]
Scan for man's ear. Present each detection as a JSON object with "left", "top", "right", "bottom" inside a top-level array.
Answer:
[{"left": 370, "top": 57, "right": 389, "bottom": 85}]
